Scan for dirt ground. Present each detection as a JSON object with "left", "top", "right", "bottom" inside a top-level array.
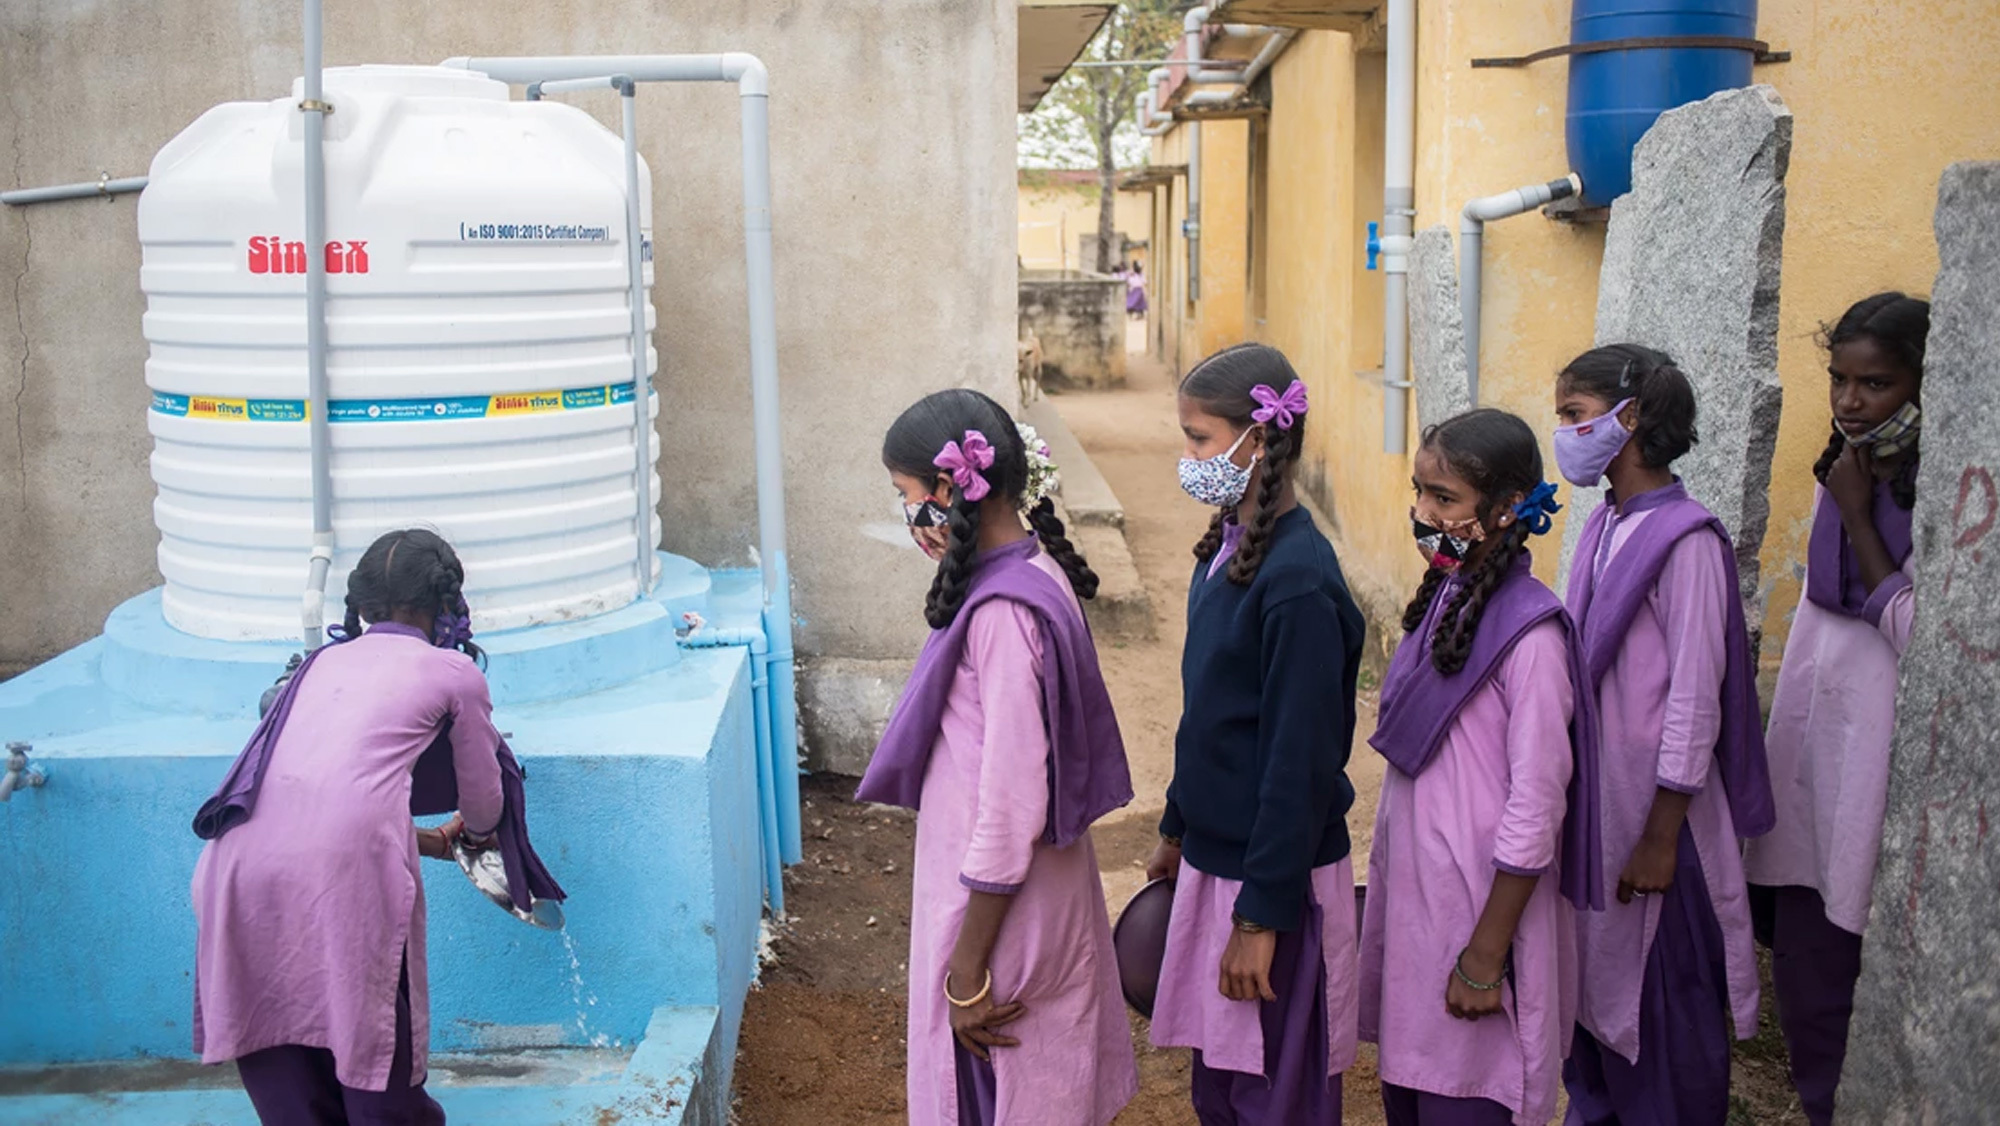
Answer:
[{"left": 732, "top": 351, "right": 1803, "bottom": 1124}]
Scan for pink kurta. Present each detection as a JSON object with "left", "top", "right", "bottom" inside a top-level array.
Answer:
[
  {"left": 904, "top": 549, "right": 1137, "bottom": 1126},
  {"left": 1744, "top": 501, "right": 1914, "bottom": 936},
  {"left": 1360, "top": 619, "right": 1577, "bottom": 1125},
  {"left": 1149, "top": 857, "right": 1359, "bottom": 1078},
  {"left": 192, "top": 632, "right": 503, "bottom": 1090},
  {"left": 1574, "top": 510, "right": 1760, "bottom": 1063}
]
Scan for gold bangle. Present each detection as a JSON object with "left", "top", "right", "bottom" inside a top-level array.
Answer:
[{"left": 944, "top": 968, "right": 993, "bottom": 1009}]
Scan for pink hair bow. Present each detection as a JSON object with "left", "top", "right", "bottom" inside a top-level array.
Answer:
[
  {"left": 934, "top": 430, "right": 996, "bottom": 503},
  {"left": 1249, "top": 379, "right": 1310, "bottom": 430}
]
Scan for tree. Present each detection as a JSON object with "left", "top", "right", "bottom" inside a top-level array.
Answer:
[{"left": 1018, "top": 2, "right": 1186, "bottom": 274}]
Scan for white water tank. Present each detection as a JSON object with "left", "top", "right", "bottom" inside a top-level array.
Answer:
[{"left": 138, "top": 65, "right": 658, "bottom": 641}]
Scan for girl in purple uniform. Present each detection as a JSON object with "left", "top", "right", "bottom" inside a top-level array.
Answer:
[
  {"left": 1743, "top": 293, "right": 1930, "bottom": 1126},
  {"left": 1363, "top": 408, "right": 1601, "bottom": 1126},
  {"left": 192, "top": 529, "right": 504, "bottom": 1125},
  {"left": 1552, "top": 345, "right": 1775, "bottom": 1125},
  {"left": 857, "top": 389, "right": 1137, "bottom": 1126}
]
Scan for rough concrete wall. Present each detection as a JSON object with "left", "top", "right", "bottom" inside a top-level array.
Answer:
[
  {"left": 1408, "top": 225, "right": 1470, "bottom": 433},
  {"left": 1560, "top": 87, "right": 1791, "bottom": 628},
  {"left": 1840, "top": 163, "right": 2000, "bottom": 1125},
  {"left": 0, "top": 2, "right": 1016, "bottom": 685},
  {"left": 1018, "top": 272, "right": 1126, "bottom": 390}
]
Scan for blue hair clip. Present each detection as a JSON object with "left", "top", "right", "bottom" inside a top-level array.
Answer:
[{"left": 1511, "top": 481, "right": 1562, "bottom": 536}]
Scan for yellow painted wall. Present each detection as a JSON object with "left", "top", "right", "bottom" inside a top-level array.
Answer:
[
  {"left": 1157, "top": 1, "right": 2000, "bottom": 656},
  {"left": 1149, "top": 119, "right": 1253, "bottom": 368},
  {"left": 1016, "top": 177, "right": 1152, "bottom": 271}
]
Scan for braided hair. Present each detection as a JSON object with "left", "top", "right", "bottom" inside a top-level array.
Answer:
[
  {"left": 340, "top": 528, "right": 484, "bottom": 665},
  {"left": 882, "top": 389, "right": 1097, "bottom": 630},
  {"left": 1400, "top": 410, "right": 1544, "bottom": 675},
  {"left": 1181, "top": 343, "right": 1305, "bottom": 586},
  {"left": 1812, "top": 292, "right": 1930, "bottom": 511},
  {"left": 1557, "top": 343, "right": 1698, "bottom": 470}
]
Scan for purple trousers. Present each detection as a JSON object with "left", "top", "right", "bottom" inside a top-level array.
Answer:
[
  {"left": 1381, "top": 1082, "right": 1514, "bottom": 1125},
  {"left": 235, "top": 957, "right": 445, "bottom": 1126},
  {"left": 1188, "top": 894, "right": 1341, "bottom": 1126},
  {"left": 1563, "top": 825, "right": 1731, "bottom": 1126},
  {"left": 1768, "top": 885, "right": 1861, "bottom": 1126},
  {"left": 953, "top": 1041, "right": 998, "bottom": 1126}
]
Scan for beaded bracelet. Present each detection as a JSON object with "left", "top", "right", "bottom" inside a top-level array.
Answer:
[
  {"left": 1452, "top": 948, "right": 1505, "bottom": 992},
  {"left": 1230, "top": 912, "right": 1270, "bottom": 935}
]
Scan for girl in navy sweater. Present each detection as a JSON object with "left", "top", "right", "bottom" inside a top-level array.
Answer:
[{"left": 1143, "top": 343, "right": 1365, "bottom": 1125}]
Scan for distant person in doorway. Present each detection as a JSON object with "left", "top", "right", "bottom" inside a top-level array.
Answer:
[
  {"left": 1126, "top": 260, "right": 1148, "bottom": 319},
  {"left": 190, "top": 529, "right": 505, "bottom": 1126},
  {"left": 1146, "top": 344, "right": 1365, "bottom": 1125},
  {"left": 858, "top": 390, "right": 1137, "bottom": 1125},
  {"left": 1743, "top": 293, "right": 1930, "bottom": 1126},
  {"left": 1551, "top": 345, "right": 1775, "bottom": 1125},
  {"left": 1362, "top": 408, "right": 1601, "bottom": 1126}
]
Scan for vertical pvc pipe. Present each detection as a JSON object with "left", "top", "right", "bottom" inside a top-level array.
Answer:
[
  {"left": 300, "top": 0, "right": 336, "bottom": 647},
  {"left": 618, "top": 81, "right": 655, "bottom": 596},
  {"left": 1379, "top": 0, "right": 1417, "bottom": 455},
  {"left": 737, "top": 74, "right": 803, "bottom": 865}
]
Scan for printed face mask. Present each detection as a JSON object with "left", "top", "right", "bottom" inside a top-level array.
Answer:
[
  {"left": 1178, "top": 427, "right": 1259, "bottom": 509},
  {"left": 1553, "top": 398, "right": 1635, "bottom": 487},
  {"left": 900, "top": 497, "right": 951, "bottom": 560},
  {"left": 1845, "top": 400, "right": 1922, "bottom": 459},
  {"left": 1411, "top": 507, "right": 1484, "bottom": 573}
]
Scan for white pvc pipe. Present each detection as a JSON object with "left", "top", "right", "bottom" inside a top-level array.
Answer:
[
  {"left": 300, "top": 0, "right": 335, "bottom": 647},
  {"left": 1, "top": 176, "right": 147, "bottom": 206},
  {"left": 616, "top": 82, "right": 657, "bottom": 594},
  {"left": 1380, "top": 0, "right": 1416, "bottom": 454},
  {"left": 443, "top": 51, "right": 801, "bottom": 868},
  {"left": 1459, "top": 174, "right": 1581, "bottom": 403}
]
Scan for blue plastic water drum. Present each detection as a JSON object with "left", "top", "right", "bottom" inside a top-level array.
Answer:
[{"left": 1566, "top": 0, "right": 1758, "bottom": 207}]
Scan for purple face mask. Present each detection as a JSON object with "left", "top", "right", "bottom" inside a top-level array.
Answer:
[{"left": 1553, "top": 398, "right": 1635, "bottom": 487}]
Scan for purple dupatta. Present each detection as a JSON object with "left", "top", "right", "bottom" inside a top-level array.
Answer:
[
  {"left": 192, "top": 622, "right": 565, "bottom": 911},
  {"left": 1564, "top": 482, "right": 1775, "bottom": 838},
  {"left": 1804, "top": 483, "right": 1913, "bottom": 620},
  {"left": 1371, "top": 554, "right": 1604, "bottom": 910},
  {"left": 855, "top": 537, "right": 1132, "bottom": 847}
]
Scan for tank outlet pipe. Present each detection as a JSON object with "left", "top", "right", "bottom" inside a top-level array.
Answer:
[
  {"left": 300, "top": 0, "right": 335, "bottom": 649},
  {"left": 1379, "top": 0, "right": 1416, "bottom": 454},
  {"left": 528, "top": 75, "right": 658, "bottom": 595},
  {"left": 680, "top": 622, "right": 784, "bottom": 914},
  {"left": 1, "top": 175, "right": 147, "bottom": 207},
  {"left": 1458, "top": 174, "right": 1581, "bottom": 403},
  {"left": 443, "top": 51, "right": 801, "bottom": 866}
]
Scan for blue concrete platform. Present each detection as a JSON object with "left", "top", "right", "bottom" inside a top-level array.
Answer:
[{"left": 0, "top": 556, "right": 771, "bottom": 1123}]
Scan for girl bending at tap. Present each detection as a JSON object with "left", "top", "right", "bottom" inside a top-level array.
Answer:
[{"left": 192, "top": 529, "right": 507, "bottom": 1126}]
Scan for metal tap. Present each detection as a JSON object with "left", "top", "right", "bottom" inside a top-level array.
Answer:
[{"left": 0, "top": 742, "right": 46, "bottom": 802}]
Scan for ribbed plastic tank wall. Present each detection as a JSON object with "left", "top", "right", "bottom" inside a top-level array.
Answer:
[
  {"left": 1566, "top": 0, "right": 1758, "bottom": 207},
  {"left": 138, "top": 66, "right": 659, "bottom": 641}
]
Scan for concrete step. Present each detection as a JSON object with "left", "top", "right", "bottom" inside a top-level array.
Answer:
[
  {"left": 1073, "top": 520, "right": 1156, "bottom": 643},
  {"left": 1020, "top": 397, "right": 1153, "bottom": 641},
  {"left": 1023, "top": 397, "right": 1122, "bottom": 530}
]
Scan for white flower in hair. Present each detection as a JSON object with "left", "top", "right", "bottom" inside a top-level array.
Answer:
[{"left": 1017, "top": 422, "right": 1061, "bottom": 509}]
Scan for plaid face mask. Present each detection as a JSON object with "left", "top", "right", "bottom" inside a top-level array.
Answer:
[{"left": 1846, "top": 401, "right": 1921, "bottom": 459}]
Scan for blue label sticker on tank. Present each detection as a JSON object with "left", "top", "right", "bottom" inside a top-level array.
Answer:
[{"left": 151, "top": 384, "right": 642, "bottom": 422}]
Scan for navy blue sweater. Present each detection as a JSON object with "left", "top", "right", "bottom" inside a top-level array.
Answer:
[{"left": 1161, "top": 506, "right": 1363, "bottom": 931}]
